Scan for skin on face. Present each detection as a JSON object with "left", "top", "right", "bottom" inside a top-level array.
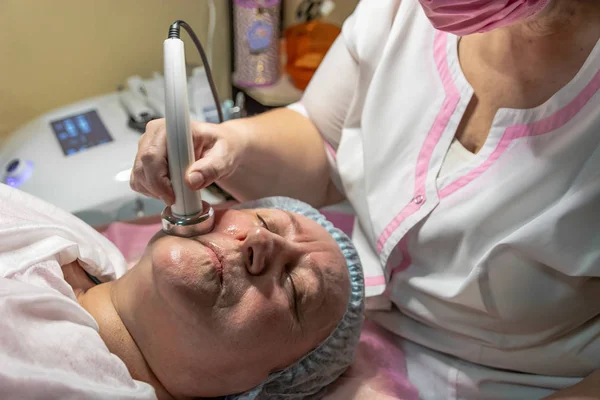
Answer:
[{"left": 102, "top": 208, "right": 350, "bottom": 399}]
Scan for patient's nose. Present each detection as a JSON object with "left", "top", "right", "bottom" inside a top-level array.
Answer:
[
  {"left": 243, "top": 227, "right": 294, "bottom": 276},
  {"left": 244, "top": 227, "right": 272, "bottom": 275}
]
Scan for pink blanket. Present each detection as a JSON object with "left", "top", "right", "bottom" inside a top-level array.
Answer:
[{"left": 101, "top": 217, "right": 417, "bottom": 400}]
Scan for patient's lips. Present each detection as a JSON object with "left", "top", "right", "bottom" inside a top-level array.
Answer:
[{"left": 202, "top": 242, "right": 223, "bottom": 282}]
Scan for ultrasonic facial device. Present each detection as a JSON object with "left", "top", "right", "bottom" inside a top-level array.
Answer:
[{"left": 160, "top": 21, "right": 224, "bottom": 237}]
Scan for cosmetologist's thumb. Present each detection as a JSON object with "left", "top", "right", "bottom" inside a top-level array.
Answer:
[{"left": 186, "top": 158, "right": 227, "bottom": 190}]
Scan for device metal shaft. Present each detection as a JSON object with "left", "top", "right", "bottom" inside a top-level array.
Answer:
[{"left": 161, "top": 37, "right": 215, "bottom": 237}]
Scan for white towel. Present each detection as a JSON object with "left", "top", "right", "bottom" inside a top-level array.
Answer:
[{"left": 0, "top": 183, "right": 155, "bottom": 399}]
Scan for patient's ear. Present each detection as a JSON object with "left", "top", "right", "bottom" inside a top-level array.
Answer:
[{"left": 61, "top": 261, "right": 97, "bottom": 296}]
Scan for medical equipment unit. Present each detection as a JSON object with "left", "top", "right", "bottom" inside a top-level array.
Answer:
[
  {"left": 0, "top": 21, "right": 235, "bottom": 228},
  {"left": 161, "top": 20, "right": 223, "bottom": 237}
]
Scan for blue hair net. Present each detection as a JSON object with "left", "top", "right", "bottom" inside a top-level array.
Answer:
[{"left": 226, "top": 197, "right": 365, "bottom": 400}]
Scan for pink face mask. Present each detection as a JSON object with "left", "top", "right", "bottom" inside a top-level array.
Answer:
[{"left": 418, "top": 0, "right": 552, "bottom": 36}]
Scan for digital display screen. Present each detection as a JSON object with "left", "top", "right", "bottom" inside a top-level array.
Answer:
[{"left": 50, "top": 110, "right": 113, "bottom": 156}]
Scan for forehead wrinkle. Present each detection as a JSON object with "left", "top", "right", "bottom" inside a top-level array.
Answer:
[{"left": 284, "top": 210, "right": 303, "bottom": 238}]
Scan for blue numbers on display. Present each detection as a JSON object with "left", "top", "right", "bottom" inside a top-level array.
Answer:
[
  {"left": 50, "top": 110, "right": 113, "bottom": 157},
  {"left": 64, "top": 119, "right": 77, "bottom": 137},
  {"left": 76, "top": 115, "right": 91, "bottom": 134}
]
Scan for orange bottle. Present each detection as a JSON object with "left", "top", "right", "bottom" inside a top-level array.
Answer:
[{"left": 284, "top": 19, "right": 341, "bottom": 91}]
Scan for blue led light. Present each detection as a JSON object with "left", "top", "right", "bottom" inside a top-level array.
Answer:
[
  {"left": 6, "top": 159, "right": 19, "bottom": 173},
  {"left": 4, "top": 160, "right": 34, "bottom": 188}
]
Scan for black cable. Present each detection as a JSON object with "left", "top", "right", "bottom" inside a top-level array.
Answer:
[{"left": 168, "top": 20, "right": 224, "bottom": 124}]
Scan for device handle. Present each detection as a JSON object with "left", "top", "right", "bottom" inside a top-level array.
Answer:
[{"left": 164, "top": 38, "right": 203, "bottom": 217}]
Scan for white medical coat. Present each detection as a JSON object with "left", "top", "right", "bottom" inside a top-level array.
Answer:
[{"left": 290, "top": 0, "right": 600, "bottom": 397}]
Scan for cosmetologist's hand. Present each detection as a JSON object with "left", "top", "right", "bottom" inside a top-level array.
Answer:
[{"left": 130, "top": 118, "right": 248, "bottom": 205}]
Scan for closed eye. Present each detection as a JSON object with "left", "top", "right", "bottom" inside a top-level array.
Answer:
[
  {"left": 287, "top": 270, "right": 300, "bottom": 323},
  {"left": 257, "top": 214, "right": 270, "bottom": 231},
  {"left": 257, "top": 214, "right": 300, "bottom": 322}
]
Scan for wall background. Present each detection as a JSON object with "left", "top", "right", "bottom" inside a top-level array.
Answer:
[
  {"left": 0, "top": 0, "right": 358, "bottom": 144},
  {"left": 0, "top": 0, "right": 230, "bottom": 143}
]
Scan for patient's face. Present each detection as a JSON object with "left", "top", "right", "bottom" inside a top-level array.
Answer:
[{"left": 123, "top": 208, "right": 350, "bottom": 398}]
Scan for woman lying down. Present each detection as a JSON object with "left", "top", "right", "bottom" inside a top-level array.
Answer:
[{"left": 0, "top": 183, "right": 364, "bottom": 399}]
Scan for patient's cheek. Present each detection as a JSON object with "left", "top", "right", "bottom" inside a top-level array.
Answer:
[
  {"left": 225, "top": 289, "right": 288, "bottom": 336},
  {"left": 151, "top": 237, "right": 221, "bottom": 310}
]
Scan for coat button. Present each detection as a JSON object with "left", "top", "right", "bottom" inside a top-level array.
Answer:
[{"left": 413, "top": 194, "right": 425, "bottom": 205}]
